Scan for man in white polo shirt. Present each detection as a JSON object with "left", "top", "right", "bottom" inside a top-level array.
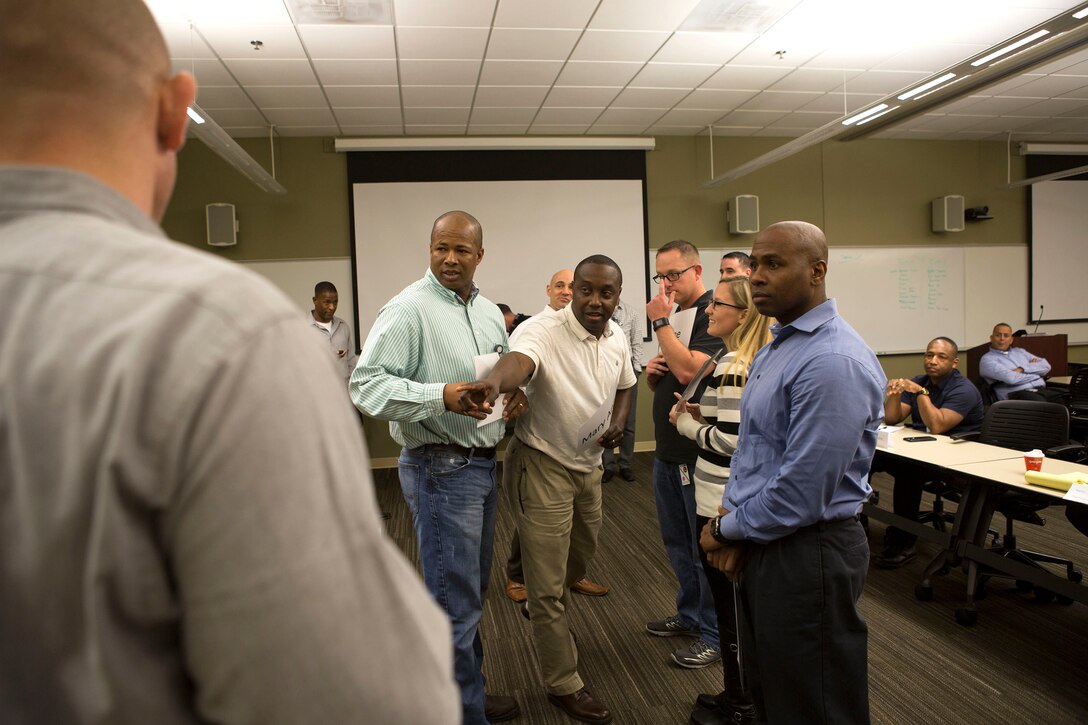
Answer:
[{"left": 462, "top": 255, "right": 635, "bottom": 725}]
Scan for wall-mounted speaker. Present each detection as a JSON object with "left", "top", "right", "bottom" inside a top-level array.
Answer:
[
  {"left": 931, "top": 195, "right": 964, "bottom": 233},
  {"left": 728, "top": 195, "right": 759, "bottom": 235},
  {"left": 206, "top": 203, "right": 238, "bottom": 247}
]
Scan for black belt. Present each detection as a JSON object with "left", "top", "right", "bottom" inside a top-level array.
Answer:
[{"left": 410, "top": 443, "right": 497, "bottom": 459}]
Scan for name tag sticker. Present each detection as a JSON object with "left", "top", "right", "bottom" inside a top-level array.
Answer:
[
  {"left": 679, "top": 463, "right": 691, "bottom": 486},
  {"left": 473, "top": 352, "right": 505, "bottom": 427}
]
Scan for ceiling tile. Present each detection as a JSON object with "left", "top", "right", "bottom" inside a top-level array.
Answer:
[
  {"left": 765, "top": 111, "right": 838, "bottom": 130},
  {"left": 184, "top": 1, "right": 291, "bottom": 24},
  {"left": 340, "top": 125, "right": 405, "bottom": 135},
  {"left": 595, "top": 108, "right": 665, "bottom": 125},
  {"left": 161, "top": 23, "right": 216, "bottom": 58},
  {"left": 630, "top": 62, "right": 718, "bottom": 88},
  {"left": 262, "top": 108, "right": 336, "bottom": 126},
  {"left": 203, "top": 108, "right": 268, "bottom": 127},
  {"left": 844, "top": 70, "right": 930, "bottom": 95},
  {"left": 297, "top": 25, "right": 396, "bottom": 59},
  {"left": 955, "top": 95, "right": 1050, "bottom": 115},
  {"left": 648, "top": 125, "right": 707, "bottom": 135},
  {"left": 874, "top": 42, "right": 987, "bottom": 73},
  {"left": 195, "top": 85, "right": 255, "bottom": 109},
  {"left": 955, "top": 115, "right": 1042, "bottom": 133},
  {"left": 739, "top": 91, "right": 821, "bottom": 112},
  {"left": 274, "top": 126, "right": 339, "bottom": 136},
  {"left": 589, "top": 0, "right": 702, "bottom": 32},
  {"left": 798, "top": 92, "right": 883, "bottom": 114},
  {"left": 652, "top": 31, "right": 755, "bottom": 64},
  {"left": 403, "top": 108, "right": 473, "bottom": 125},
  {"left": 405, "top": 125, "right": 469, "bottom": 135},
  {"left": 479, "top": 60, "right": 563, "bottom": 85},
  {"left": 586, "top": 125, "right": 652, "bottom": 136},
  {"left": 716, "top": 109, "right": 787, "bottom": 126},
  {"left": 534, "top": 108, "right": 606, "bottom": 124},
  {"left": 174, "top": 59, "right": 237, "bottom": 86},
  {"left": 324, "top": 86, "right": 401, "bottom": 106},
  {"left": 769, "top": 68, "right": 860, "bottom": 93},
  {"left": 246, "top": 85, "right": 326, "bottom": 107},
  {"left": 218, "top": 126, "right": 277, "bottom": 137},
  {"left": 611, "top": 87, "right": 690, "bottom": 107},
  {"left": 707, "top": 126, "right": 760, "bottom": 136},
  {"left": 982, "top": 74, "right": 1044, "bottom": 96},
  {"left": 676, "top": 88, "right": 757, "bottom": 110},
  {"left": 528, "top": 124, "right": 591, "bottom": 134},
  {"left": 656, "top": 108, "right": 727, "bottom": 126},
  {"left": 312, "top": 59, "right": 398, "bottom": 85},
  {"left": 467, "top": 124, "right": 532, "bottom": 135},
  {"left": 571, "top": 30, "right": 670, "bottom": 63},
  {"left": 402, "top": 86, "right": 476, "bottom": 106},
  {"left": 336, "top": 108, "right": 403, "bottom": 125},
  {"left": 1020, "top": 75, "right": 1088, "bottom": 98},
  {"left": 393, "top": 0, "right": 497, "bottom": 27},
  {"left": 751, "top": 127, "right": 806, "bottom": 137},
  {"left": 399, "top": 59, "right": 482, "bottom": 85},
  {"left": 494, "top": 0, "right": 596, "bottom": 29},
  {"left": 486, "top": 28, "right": 581, "bottom": 60},
  {"left": 223, "top": 58, "right": 317, "bottom": 85},
  {"left": 701, "top": 64, "right": 792, "bottom": 90},
  {"left": 469, "top": 107, "right": 540, "bottom": 124},
  {"left": 544, "top": 87, "right": 623, "bottom": 106},
  {"left": 556, "top": 61, "right": 644, "bottom": 86},
  {"left": 396, "top": 27, "right": 490, "bottom": 60},
  {"left": 474, "top": 85, "right": 551, "bottom": 106},
  {"left": 1016, "top": 97, "right": 1088, "bottom": 116},
  {"left": 199, "top": 24, "right": 305, "bottom": 58}
]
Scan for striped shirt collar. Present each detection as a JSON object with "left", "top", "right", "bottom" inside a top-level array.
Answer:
[{"left": 423, "top": 267, "right": 480, "bottom": 305}]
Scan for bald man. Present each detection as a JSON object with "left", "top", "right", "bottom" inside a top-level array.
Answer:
[
  {"left": 508, "top": 268, "right": 574, "bottom": 344},
  {"left": 700, "top": 222, "right": 884, "bottom": 724},
  {"left": 0, "top": 2, "right": 457, "bottom": 722}
]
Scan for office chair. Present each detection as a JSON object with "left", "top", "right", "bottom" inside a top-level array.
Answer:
[
  {"left": 952, "top": 400, "right": 1085, "bottom": 623},
  {"left": 1069, "top": 367, "right": 1088, "bottom": 443}
]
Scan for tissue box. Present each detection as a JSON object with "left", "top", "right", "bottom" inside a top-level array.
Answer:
[{"left": 877, "top": 425, "right": 897, "bottom": 448}]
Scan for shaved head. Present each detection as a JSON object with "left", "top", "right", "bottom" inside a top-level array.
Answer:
[
  {"left": 764, "top": 221, "right": 828, "bottom": 265},
  {"left": 749, "top": 221, "right": 829, "bottom": 324},
  {"left": 0, "top": 0, "right": 171, "bottom": 135}
]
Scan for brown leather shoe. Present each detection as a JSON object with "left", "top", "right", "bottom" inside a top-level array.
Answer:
[
  {"left": 505, "top": 580, "right": 527, "bottom": 603},
  {"left": 548, "top": 689, "right": 613, "bottom": 724},
  {"left": 571, "top": 577, "right": 610, "bottom": 597},
  {"left": 485, "top": 693, "right": 520, "bottom": 722}
]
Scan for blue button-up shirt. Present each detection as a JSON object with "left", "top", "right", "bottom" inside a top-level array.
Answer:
[
  {"left": 721, "top": 299, "right": 886, "bottom": 544},
  {"left": 979, "top": 345, "right": 1051, "bottom": 400}
]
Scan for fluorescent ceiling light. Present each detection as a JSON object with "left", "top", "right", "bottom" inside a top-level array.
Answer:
[
  {"left": 186, "top": 107, "right": 205, "bottom": 124},
  {"left": 1002, "top": 162, "right": 1088, "bottom": 188},
  {"left": 854, "top": 105, "right": 899, "bottom": 126},
  {"left": 841, "top": 104, "right": 888, "bottom": 126},
  {"left": 1074, "top": 7, "right": 1088, "bottom": 20},
  {"left": 1019, "top": 143, "right": 1088, "bottom": 155},
  {"left": 334, "top": 137, "right": 656, "bottom": 152},
  {"left": 897, "top": 72, "right": 957, "bottom": 101},
  {"left": 970, "top": 29, "right": 1049, "bottom": 67},
  {"left": 186, "top": 103, "right": 286, "bottom": 194}
]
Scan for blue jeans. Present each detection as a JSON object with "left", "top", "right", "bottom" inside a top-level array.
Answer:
[
  {"left": 399, "top": 447, "right": 499, "bottom": 725},
  {"left": 652, "top": 458, "right": 719, "bottom": 649}
]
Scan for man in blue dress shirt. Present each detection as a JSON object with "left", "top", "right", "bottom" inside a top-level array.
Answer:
[
  {"left": 700, "top": 221, "right": 885, "bottom": 724},
  {"left": 980, "top": 323, "right": 1064, "bottom": 402}
]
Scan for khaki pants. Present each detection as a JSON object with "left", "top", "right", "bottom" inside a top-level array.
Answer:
[{"left": 503, "top": 437, "right": 603, "bottom": 696}]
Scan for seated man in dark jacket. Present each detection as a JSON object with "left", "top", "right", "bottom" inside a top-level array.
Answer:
[{"left": 876, "top": 337, "right": 984, "bottom": 568}]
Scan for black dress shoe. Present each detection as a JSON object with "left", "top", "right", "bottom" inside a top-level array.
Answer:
[
  {"left": 689, "top": 703, "right": 756, "bottom": 725},
  {"left": 693, "top": 692, "right": 723, "bottom": 711},
  {"left": 620, "top": 468, "right": 635, "bottom": 482},
  {"left": 485, "top": 694, "right": 520, "bottom": 722},
  {"left": 875, "top": 545, "right": 916, "bottom": 569},
  {"left": 547, "top": 689, "right": 613, "bottom": 724},
  {"left": 601, "top": 468, "right": 616, "bottom": 483}
]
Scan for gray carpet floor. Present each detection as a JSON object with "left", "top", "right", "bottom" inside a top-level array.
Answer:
[{"left": 375, "top": 455, "right": 1088, "bottom": 724}]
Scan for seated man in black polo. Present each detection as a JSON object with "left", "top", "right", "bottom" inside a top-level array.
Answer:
[{"left": 876, "top": 337, "right": 984, "bottom": 569}]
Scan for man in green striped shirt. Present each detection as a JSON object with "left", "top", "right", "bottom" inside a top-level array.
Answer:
[{"left": 350, "top": 210, "right": 521, "bottom": 725}]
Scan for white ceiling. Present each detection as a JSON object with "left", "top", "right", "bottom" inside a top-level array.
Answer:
[{"left": 146, "top": 0, "right": 1088, "bottom": 142}]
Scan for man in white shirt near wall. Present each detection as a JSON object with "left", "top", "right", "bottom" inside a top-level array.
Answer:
[{"left": 308, "top": 281, "right": 357, "bottom": 382}]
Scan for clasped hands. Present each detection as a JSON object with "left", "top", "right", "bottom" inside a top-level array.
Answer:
[
  {"left": 700, "top": 506, "right": 747, "bottom": 582},
  {"left": 885, "top": 378, "right": 923, "bottom": 398},
  {"left": 441, "top": 382, "right": 528, "bottom": 422}
]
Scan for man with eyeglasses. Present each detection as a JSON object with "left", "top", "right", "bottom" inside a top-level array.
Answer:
[{"left": 643, "top": 240, "right": 725, "bottom": 670}]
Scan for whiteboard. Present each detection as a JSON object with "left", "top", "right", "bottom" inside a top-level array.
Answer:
[{"left": 241, "top": 257, "right": 354, "bottom": 327}]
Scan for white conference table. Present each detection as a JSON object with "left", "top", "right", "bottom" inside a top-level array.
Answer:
[{"left": 866, "top": 427, "right": 1088, "bottom": 624}]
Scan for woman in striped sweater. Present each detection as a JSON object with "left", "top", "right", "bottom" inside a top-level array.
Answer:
[{"left": 669, "top": 275, "right": 772, "bottom": 725}]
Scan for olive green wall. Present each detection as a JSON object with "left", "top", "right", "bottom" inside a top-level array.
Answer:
[{"left": 163, "top": 134, "right": 1083, "bottom": 462}]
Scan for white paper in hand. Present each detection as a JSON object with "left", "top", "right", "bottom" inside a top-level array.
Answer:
[
  {"left": 576, "top": 390, "right": 616, "bottom": 452},
  {"left": 474, "top": 352, "right": 506, "bottom": 427},
  {"left": 669, "top": 307, "right": 697, "bottom": 348}
]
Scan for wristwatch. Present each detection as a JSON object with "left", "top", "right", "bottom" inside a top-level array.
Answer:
[
  {"left": 710, "top": 516, "right": 731, "bottom": 545},
  {"left": 918, "top": 388, "right": 930, "bottom": 396},
  {"left": 652, "top": 317, "right": 671, "bottom": 333}
]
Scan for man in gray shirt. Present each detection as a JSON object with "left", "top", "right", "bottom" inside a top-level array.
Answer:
[{"left": 0, "top": 2, "right": 458, "bottom": 723}]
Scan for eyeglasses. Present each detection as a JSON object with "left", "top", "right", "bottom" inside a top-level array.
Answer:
[
  {"left": 652, "top": 264, "right": 697, "bottom": 284},
  {"left": 708, "top": 298, "right": 746, "bottom": 312}
]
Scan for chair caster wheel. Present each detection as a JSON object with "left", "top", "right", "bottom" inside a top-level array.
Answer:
[
  {"left": 1071, "top": 570, "right": 1083, "bottom": 584},
  {"left": 1015, "top": 579, "right": 1033, "bottom": 592},
  {"left": 1057, "top": 595, "right": 1074, "bottom": 606},
  {"left": 974, "top": 584, "right": 988, "bottom": 601},
  {"left": 955, "top": 608, "right": 977, "bottom": 626},
  {"left": 1034, "top": 587, "right": 1055, "bottom": 603},
  {"left": 915, "top": 584, "right": 933, "bottom": 601}
]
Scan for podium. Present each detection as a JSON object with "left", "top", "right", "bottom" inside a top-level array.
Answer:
[{"left": 965, "top": 333, "right": 1068, "bottom": 382}]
